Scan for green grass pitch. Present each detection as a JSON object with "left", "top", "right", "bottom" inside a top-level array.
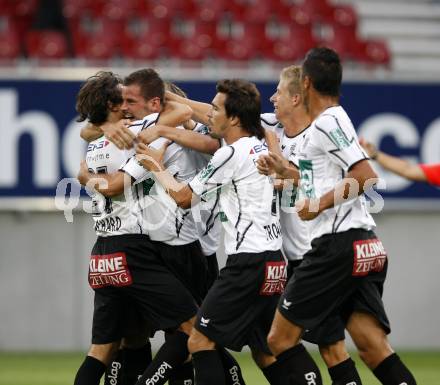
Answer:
[{"left": 0, "top": 350, "right": 439, "bottom": 385}]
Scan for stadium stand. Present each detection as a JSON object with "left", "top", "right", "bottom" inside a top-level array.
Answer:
[{"left": 3, "top": 0, "right": 427, "bottom": 70}]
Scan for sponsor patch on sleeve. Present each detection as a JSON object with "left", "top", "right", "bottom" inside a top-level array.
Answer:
[
  {"left": 353, "top": 238, "right": 387, "bottom": 276},
  {"left": 88, "top": 252, "right": 133, "bottom": 289},
  {"left": 260, "top": 261, "right": 287, "bottom": 296}
]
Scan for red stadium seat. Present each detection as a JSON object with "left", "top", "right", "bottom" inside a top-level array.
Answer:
[
  {"left": 191, "top": 0, "right": 227, "bottom": 22},
  {"left": 355, "top": 39, "right": 391, "bottom": 66},
  {"left": 95, "top": 0, "right": 137, "bottom": 21},
  {"left": 74, "top": 31, "right": 116, "bottom": 60},
  {"left": 240, "top": 0, "right": 275, "bottom": 23},
  {"left": 62, "top": 0, "right": 95, "bottom": 19},
  {"left": 25, "top": 30, "right": 68, "bottom": 59},
  {"left": 295, "top": 0, "right": 335, "bottom": 23},
  {"left": 11, "top": 0, "right": 38, "bottom": 18},
  {"left": 0, "top": 28, "right": 21, "bottom": 59}
]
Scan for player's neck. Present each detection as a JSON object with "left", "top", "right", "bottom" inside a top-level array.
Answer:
[
  {"left": 281, "top": 110, "right": 311, "bottom": 137},
  {"left": 224, "top": 126, "right": 251, "bottom": 144},
  {"left": 309, "top": 94, "right": 339, "bottom": 120}
]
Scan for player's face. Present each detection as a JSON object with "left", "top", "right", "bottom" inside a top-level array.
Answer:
[
  {"left": 207, "top": 92, "right": 229, "bottom": 139},
  {"left": 270, "top": 79, "right": 292, "bottom": 120},
  {"left": 121, "top": 84, "right": 154, "bottom": 120}
]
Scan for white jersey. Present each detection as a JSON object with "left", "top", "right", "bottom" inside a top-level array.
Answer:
[
  {"left": 189, "top": 136, "right": 282, "bottom": 255},
  {"left": 187, "top": 123, "right": 221, "bottom": 256},
  {"left": 296, "top": 106, "right": 376, "bottom": 240},
  {"left": 122, "top": 114, "right": 199, "bottom": 245},
  {"left": 86, "top": 127, "right": 143, "bottom": 237},
  {"left": 261, "top": 113, "right": 311, "bottom": 261}
]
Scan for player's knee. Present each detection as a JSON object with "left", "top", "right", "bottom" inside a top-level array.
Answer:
[
  {"left": 267, "top": 330, "right": 284, "bottom": 356},
  {"left": 88, "top": 342, "right": 119, "bottom": 365},
  {"left": 319, "top": 341, "right": 349, "bottom": 368},
  {"left": 187, "top": 329, "right": 214, "bottom": 353}
]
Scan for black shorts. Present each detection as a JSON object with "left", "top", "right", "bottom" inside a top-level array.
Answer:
[
  {"left": 90, "top": 234, "right": 198, "bottom": 344},
  {"left": 287, "top": 259, "right": 345, "bottom": 345},
  {"left": 195, "top": 250, "right": 286, "bottom": 354},
  {"left": 279, "top": 229, "right": 390, "bottom": 337},
  {"left": 205, "top": 252, "right": 219, "bottom": 290},
  {"left": 156, "top": 240, "right": 209, "bottom": 305}
]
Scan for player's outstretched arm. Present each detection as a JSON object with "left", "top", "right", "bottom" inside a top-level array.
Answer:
[
  {"left": 80, "top": 123, "right": 102, "bottom": 142},
  {"left": 166, "top": 91, "right": 211, "bottom": 125},
  {"left": 159, "top": 100, "right": 193, "bottom": 127},
  {"left": 77, "top": 161, "right": 128, "bottom": 197},
  {"left": 80, "top": 120, "right": 136, "bottom": 149},
  {"left": 136, "top": 143, "right": 194, "bottom": 208},
  {"left": 360, "top": 139, "right": 427, "bottom": 182},
  {"left": 138, "top": 124, "right": 220, "bottom": 155}
]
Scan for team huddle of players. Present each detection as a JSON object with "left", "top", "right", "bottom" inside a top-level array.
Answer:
[{"left": 73, "top": 47, "right": 417, "bottom": 385}]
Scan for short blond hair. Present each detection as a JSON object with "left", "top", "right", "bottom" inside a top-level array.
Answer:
[{"left": 280, "top": 65, "right": 301, "bottom": 96}]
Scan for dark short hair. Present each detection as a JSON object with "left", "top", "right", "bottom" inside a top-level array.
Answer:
[
  {"left": 216, "top": 79, "right": 264, "bottom": 139},
  {"left": 302, "top": 47, "right": 342, "bottom": 97},
  {"left": 124, "top": 68, "right": 164, "bottom": 104},
  {"left": 76, "top": 71, "right": 122, "bottom": 124}
]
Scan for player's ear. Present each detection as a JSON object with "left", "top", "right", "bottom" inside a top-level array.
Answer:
[{"left": 230, "top": 115, "right": 240, "bottom": 127}]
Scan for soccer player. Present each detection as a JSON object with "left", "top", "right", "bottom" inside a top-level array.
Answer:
[
  {"left": 79, "top": 69, "right": 246, "bottom": 385},
  {"left": 266, "top": 47, "right": 417, "bottom": 385},
  {"left": 360, "top": 139, "right": 440, "bottom": 186},
  {"left": 135, "top": 79, "right": 286, "bottom": 385},
  {"left": 73, "top": 71, "right": 198, "bottom": 385},
  {"left": 258, "top": 65, "right": 363, "bottom": 384}
]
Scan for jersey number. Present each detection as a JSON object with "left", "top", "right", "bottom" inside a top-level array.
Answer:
[{"left": 90, "top": 166, "right": 113, "bottom": 215}]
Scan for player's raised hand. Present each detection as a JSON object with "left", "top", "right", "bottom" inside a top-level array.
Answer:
[
  {"left": 295, "top": 198, "right": 321, "bottom": 221},
  {"left": 102, "top": 119, "right": 135, "bottom": 149},
  {"left": 136, "top": 142, "right": 169, "bottom": 172},
  {"left": 256, "top": 155, "right": 272, "bottom": 175}
]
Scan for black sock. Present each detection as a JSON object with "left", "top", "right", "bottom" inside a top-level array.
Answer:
[
  {"left": 192, "top": 350, "right": 226, "bottom": 385},
  {"left": 276, "top": 344, "right": 323, "bottom": 385},
  {"left": 328, "top": 358, "right": 362, "bottom": 385},
  {"left": 135, "top": 332, "right": 189, "bottom": 385},
  {"left": 262, "top": 359, "right": 284, "bottom": 385},
  {"left": 168, "top": 361, "right": 194, "bottom": 385},
  {"left": 104, "top": 350, "right": 123, "bottom": 385},
  {"left": 373, "top": 353, "right": 417, "bottom": 385},
  {"left": 121, "top": 343, "right": 153, "bottom": 385},
  {"left": 74, "top": 355, "right": 107, "bottom": 385},
  {"left": 217, "top": 347, "right": 246, "bottom": 385}
]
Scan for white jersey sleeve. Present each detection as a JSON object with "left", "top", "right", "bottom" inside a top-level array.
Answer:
[
  {"left": 314, "top": 114, "right": 367, "bottom": 172},
  {"left": 188, "top": 145, "right": 235, "bottom": 197}
]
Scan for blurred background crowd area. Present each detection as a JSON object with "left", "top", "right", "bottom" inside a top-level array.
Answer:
[{"left": 4, "top": 0, "right": 439, "bottom": 74}]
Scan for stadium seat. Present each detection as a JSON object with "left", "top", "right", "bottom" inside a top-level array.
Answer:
[
  {"left": 94, "top": 0, "right": 137, "bottom": 21},
  {"left": 191, "top": 0, "right": 226, "bottom": 22},
  {"left": 120, "top": 34, "right": 162, "bottom": 60},
  {"left": 138, "top": 0, "right": 195, "bottom": 19},
  {"left": 355, "top": 39, "right": 391, "bottom": 66},
  {"left": 62, "top": 0, "right": 95, "bottom": 19},
  {"left": 0, "top": 28, "right": 21, "bottom": 59},
  {"left": 295, "top": 0, "right": 335, "bottom": 23},
  {"left": 74, "top": 31, "right": 116, "bottom": 60},
  {"left": 25, "top": 30, "right": 68, "bottom": 59},
  {"left": 239, "top": 0, "right": 275, "bottom": 23}
]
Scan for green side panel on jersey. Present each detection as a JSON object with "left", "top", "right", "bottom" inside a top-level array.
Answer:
[
  {"left": 329, "top": 127, "right": 351, "bottom": 149},
  {"left": 142, "top": 178, "right": 155, "bottom": 196},
  {"left": 298, "top": 159, "right": 316, "bottom": 198}
]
